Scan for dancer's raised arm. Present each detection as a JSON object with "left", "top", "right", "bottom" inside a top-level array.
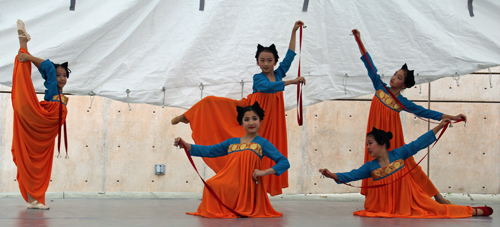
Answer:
[
  {"left": 352, "top": 29, "right": 367, "bottom": 56},
  {"left": 288, "top": 20, "right": 304, "bottom": 52}
]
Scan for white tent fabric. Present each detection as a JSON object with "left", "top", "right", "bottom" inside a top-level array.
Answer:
[{"left": 1, "top": 0, "right": 499, "bottom": 110}]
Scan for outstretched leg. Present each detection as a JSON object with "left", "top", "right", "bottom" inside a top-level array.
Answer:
[
  {"left": 434, "top": 193, "right": 452, "bottom": 204},
  {"left": 171, "top": 114, "right": 189, "bottom": 125}
]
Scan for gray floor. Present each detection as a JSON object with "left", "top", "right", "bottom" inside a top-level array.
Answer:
[{"left": 0, "top": 193, "right": 498, "bottom": 227}]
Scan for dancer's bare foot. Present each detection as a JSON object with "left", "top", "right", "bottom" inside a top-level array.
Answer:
[
  {"left": 434, "top": 193, "right": 453, "bottom": 204},
  {"left": 171, "top": 114, "right": 189, "bottom": 125},
  {"left": 27, "top": 201, "right": 50, "bottom": 210}
]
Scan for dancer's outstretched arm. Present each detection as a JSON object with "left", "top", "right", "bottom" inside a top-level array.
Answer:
[{"left": 18, "top": 53, "right": 44, "bottom": 69}]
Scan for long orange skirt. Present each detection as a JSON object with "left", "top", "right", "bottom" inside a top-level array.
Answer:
[
  {"left": 361, "top": 96, "right": 438, "bottom": 197},
  {"left": 187, "top": 150, "right": 282, "bottom": 218},
  {"left": 11, "top": 48, "right": 67, "bottom": 205},
  {"left": 357, "top": 166, "right": 472, "bottom": 218},
  {"left": 184, "top": 92, "right": 288, "bottom": 196}
]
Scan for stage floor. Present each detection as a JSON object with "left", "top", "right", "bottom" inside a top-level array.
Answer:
[{"left": 0, "top": 192, "right": 498, "bottom": 227}]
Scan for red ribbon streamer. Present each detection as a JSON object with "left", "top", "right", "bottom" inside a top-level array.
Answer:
[
  {"left": 180, "top": 141, "right": 246, "bottom": 218},
  {"left": 297, "top": 25, "right": 304, "bottom": 126},
  {"left": 322, "top": 119, "right": 465, "bottom": 188},
  {"left": 57, "top": 93, "right": 68, "bottom": 158}
]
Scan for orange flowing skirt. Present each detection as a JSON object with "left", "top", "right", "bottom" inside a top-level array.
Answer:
[
  {"left": 184, "top": 92, "right": 288, "bottom": 196},
  {"left": 356, "top": 166, "right": 472, "bottom": 218},
  {"left": 11, "top": 48, "right": 67, "bottom": 205},
  {"left": 361, "top": 96, "right": 438, "bottom": 197},
  {"left": 187, "top": 150, "right": 282, "bottom": 218}
]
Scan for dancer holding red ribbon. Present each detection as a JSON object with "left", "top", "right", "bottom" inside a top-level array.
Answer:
[
  {"left": 319, "top": 120, "right": 493, "bottom": 218},
  {"left": 352, "top": 29, "right": 466, "bottom": 204},
  {"left": 11, "top": 20, "right": 70, "bottom": 210},
  {"left": 174, "top": 102, "right": 290, "bottom": 218},
  {"left": 171, "top": 21, "right": 305, "bottom": 196}
]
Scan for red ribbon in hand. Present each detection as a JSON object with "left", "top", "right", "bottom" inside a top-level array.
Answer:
[
  {"left": 180, "top": 141, "right": 246, "bottom": 218},
  {"left": 321, "top": 118, "right": 465, "bottom": 189},
  {"left": 297, "top": 24, "right": 304, "bottom": 126}
]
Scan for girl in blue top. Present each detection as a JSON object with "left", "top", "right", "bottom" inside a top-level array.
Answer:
[
  {"left": 352, "top": 29, "right": 466, "bottom": 204},
  {"left": 174, "top": 102, "right": 290, "bottom": 218},
  {"left": 319, "top": 120, "right": 493, "bottom": 218}
]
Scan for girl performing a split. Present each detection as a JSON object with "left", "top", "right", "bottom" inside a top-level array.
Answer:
[{"left": 319, "top": 120, "right": 492, "bottom": 218}]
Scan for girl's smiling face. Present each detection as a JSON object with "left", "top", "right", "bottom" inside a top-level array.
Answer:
[
  {"left": 257, "top": 51, "right": 277, "bottom": 74},
  {"left": 242, "top": 110, "right": 261, "bottom": 134},
  {"left": 389, "top": 69, "right": 406, "bottom": 89},
  {"left": 366, "top": 135, "right": 386, "bottom": 157},
  {"left": 56, "top": 66, "right": 68, "bottom": 90}
]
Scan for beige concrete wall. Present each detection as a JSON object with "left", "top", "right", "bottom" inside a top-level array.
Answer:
[{"left": 1, "top": 71, "right": 499, "bottom": 195}]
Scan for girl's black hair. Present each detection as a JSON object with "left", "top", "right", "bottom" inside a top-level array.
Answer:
[
  {"left": 236, "top": 102, "right": 265, "bottom": 125},
  {"left": 367, "top": 127, "right": 393, "bottom": 149},
  {"left": 401, "top": 63, "right": 414, "bottom": 88},
  {"left": 255, "top": 44, "right": 279, "bottom": 63},
  {"left": 53, "top": 62, "right": 71, "bottom": 78}
]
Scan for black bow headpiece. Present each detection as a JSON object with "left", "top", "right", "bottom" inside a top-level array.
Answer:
[
  {"left": 255, "top": 44, "right": 279, "bottom": 62},
  {"left": 53, "top": 62, "right": 72, "bottom": 78},
  {"left": 401, "top": 63, "right": 415, "bottom": 88},
  {"left": 236, "top": 102, "right": 265, "bottom": 125}
]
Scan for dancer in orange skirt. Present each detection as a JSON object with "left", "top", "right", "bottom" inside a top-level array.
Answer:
[
  {"left": 352, "top": 29, "right": 466, "bottom": 204},
  {"left": 11, "top": 20, "right": 70, "bottom": 210},
  {"left": 171, "top": 21, "right": 305, "bottom": 196},
  {"left": 174, "top": 102, "right": 290, "bottom": 218},
  {"left": 319, "top": 120, "right": 493, "bottom": 218}
]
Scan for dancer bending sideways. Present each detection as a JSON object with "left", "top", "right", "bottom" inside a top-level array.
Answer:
[
  {"left": 12, "top": 20, "right": 70, "bottom": 210},
  {"left": 171, "top": 21, "right": 305, "bottom": 196},
  {"left": 352, "top": 29, "right": 466, "bottom": 204},
  {"left": 174, "top": 102, "right": 290, "bottom": 218},
  {"left": 319, "top": 120, "right": 493, "bottom": 218}
]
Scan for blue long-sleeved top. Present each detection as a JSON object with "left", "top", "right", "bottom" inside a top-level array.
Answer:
[
  {"left": 252, "top": 49, "right": 296, "bottom": 94},
  {"left": 335, "top": 130, "right": 437, "bottom": 183},
  {"left": 190, "top": 135, "right": 290, "bottom": 175},
  {"left": 38, "top": 59, "right": 65, "bottom": 105},
  {"left": 361, "top": 52, "right": 442, "bottom": 120}
]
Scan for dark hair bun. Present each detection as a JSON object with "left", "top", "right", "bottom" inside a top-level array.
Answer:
[
  {"left": 367, "top": 127, "right": 393, "bottom": 149},
  {"left": 401, "top": 63, "right": 415, "bottom": 88},
  {"left": 387, "top": 132, "right": 393, "bottom": 140}
]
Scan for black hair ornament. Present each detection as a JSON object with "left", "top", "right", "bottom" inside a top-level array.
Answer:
[
  {"left": 255, "top": 44, "right": 279, "bottom": 62},
  {"left": 236, "top": 102, "right": 265, "bottom": 125},
  {"left": 54, "top": 62, "right": 72, "bottom": 78},
  {"left": 401, "top": 63, "right": 415, "bottom": 88}
]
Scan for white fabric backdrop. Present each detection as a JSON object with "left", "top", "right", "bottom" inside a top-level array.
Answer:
[{"left": 1, "top": 0, "right": 499, "bottom": 110}]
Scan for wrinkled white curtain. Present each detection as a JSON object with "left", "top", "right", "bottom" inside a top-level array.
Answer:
[{"left": 1, "top": 0, "right": 499, "bottom": 110}]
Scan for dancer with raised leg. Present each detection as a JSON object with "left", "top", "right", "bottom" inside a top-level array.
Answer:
[
  {"left": 171, "top": 21, "right": 305, "bottom": 196},
  {"left": 11, "top": 20, "right": 70, "bottom": 210},
  {"left": 352, "top": 29, "right": 466, "bottom": 204}
]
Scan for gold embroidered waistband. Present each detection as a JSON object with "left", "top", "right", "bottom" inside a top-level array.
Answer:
[
  {"left": 376, "top": 90, "right": 402, "bottom": 111},
  {"left": 228, "top": 142, "right": 263, "bottom": 157},
  {"left": 52, "top": 94, "right": 69, "bottom": 105},
  {"left": 371, "top": 159, "right": 404, "bottom": 180}
]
